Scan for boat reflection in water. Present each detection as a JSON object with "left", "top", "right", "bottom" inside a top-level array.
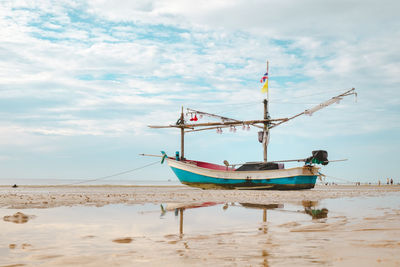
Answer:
[
  {"left": 301, "top": 200, "right": 329, "bottom": 219},
  {"left": 161, "top": 202, "right": 222, "bottom": 235},
  {"left": 161, "top": 201, "right": 328, "bottom": 235},
  {"left": 159, "top": 201, "right": 329, "bottom": 266}
]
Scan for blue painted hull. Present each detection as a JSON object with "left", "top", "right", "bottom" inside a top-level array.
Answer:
[{"left": 170, "top": 166, "right": 317, "bottom": 190}]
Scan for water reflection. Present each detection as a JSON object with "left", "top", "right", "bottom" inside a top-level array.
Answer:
[
  {"left": 301, "top": 200, "right": 329, "bottom": 219},
  {"left": 161, "top": 202, "right": 221, "bottom": 235},
  {"left": 158, "top": 201, "right": 328, "bottom": 267},
  {"left": 239, "top": 203, "right": 284, "bottom": 234},
  {"left": 161, "top": 202, "right": 283, "bottom": 266},
  {"left": 239, "top": 203, "right": 284, "bottom": 222},
  {"left": 161, "top": 201, "right": 328, "bottom": 236},
  {"left": 0, "top": 200, "right": 334, "bottom": 267}
]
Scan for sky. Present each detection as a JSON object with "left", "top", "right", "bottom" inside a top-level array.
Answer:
[{"left": 0, "top": 0, "right": 399, "bottom": 184}]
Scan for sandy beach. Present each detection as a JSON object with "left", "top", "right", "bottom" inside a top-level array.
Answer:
[
  {"left": 1, "top": 184, "right": 399, "bottom": 209},
  {"left": 1, "top": 185, "right": 400, "bottom": 266}
]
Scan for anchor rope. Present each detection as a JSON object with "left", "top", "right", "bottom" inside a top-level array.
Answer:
[
  {"left": 318, "top": 172, "right": 355, "bottom": 184},
  {"left": 63, "top": 160, "right": 160, "bottom": 186}
]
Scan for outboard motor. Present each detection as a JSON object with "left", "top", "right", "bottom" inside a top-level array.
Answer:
[{"left": 306, "top": 150, "right": 328, "bottom": 165}]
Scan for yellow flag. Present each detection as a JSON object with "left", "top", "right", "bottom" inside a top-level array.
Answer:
[
  {"left": 260, "top": 71, "right": 268, "bottom": 93},
  {"left": 261, "top": 79, "right": 268, "bottom": 93}
]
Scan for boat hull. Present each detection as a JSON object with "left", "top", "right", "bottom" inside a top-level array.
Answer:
[{"left": 167, "top": 159, "right": 318, "bottom": 190}]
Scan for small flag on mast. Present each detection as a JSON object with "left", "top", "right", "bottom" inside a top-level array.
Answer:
[{"left": 260, "top": 72, "right": 268, "bottom": 93}]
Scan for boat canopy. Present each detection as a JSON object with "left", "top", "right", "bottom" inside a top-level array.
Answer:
[{"left": 236, "top": 162, "right": 284, "bottom": 171}]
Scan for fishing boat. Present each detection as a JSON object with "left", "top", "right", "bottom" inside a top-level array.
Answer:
[{"left": 144, "top": 65, "right": 357, "bottom": 190}]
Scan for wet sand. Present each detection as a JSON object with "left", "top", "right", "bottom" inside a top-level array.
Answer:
[
  {"left": 1, "top": 185, "right": 400, "bottom": 266},
  {"left": 1, "top": 184, "right": 399, "bottom": 209}
]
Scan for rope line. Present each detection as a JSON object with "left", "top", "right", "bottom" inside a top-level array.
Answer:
[
  {"left": 64, "top": 160, "right": 160, "bottom": 186},
  {"left": 319, "top": 172, "right": 355, "bottom": 184},
  {"left": 272, "top": 88, "right": 348, "bottom": 101},
  {"left": 184, "top": 89, "right": 348, "bottom": 115}
]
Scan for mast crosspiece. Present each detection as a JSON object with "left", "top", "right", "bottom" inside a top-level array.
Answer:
[{"left": 148, "top": 87, "right": 357, "bottom": 162}]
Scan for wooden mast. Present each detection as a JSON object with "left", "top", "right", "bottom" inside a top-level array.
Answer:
[
  {"left": 180, "top": 106, "right": 185, "bottom": 160},
  {"left": 263, "top": 61, "right": 269, "bottom": 162}
]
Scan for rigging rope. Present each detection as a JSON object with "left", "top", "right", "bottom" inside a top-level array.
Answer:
[
  {"left": 318, "top": 172, "right": 355, "bottom": 184},
  {"left": 272, "top": 88, "right": 348, "bottom": 101},
  {"left": 187, "top": 89, "right": 348, "bottom": 115},
  {"left": 63, "top": 160, "right": 160, "bottom": 186}
]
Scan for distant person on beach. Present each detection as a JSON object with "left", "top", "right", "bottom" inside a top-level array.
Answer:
[
  {"left": 390, "top": 178, "right": 393, "bottom": 185},
  {"left": 378, "top": 180, "right": 381, "bottom": 186},
  {"left": 387, "top": 178, "right": 390, "bottom": 185}
]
